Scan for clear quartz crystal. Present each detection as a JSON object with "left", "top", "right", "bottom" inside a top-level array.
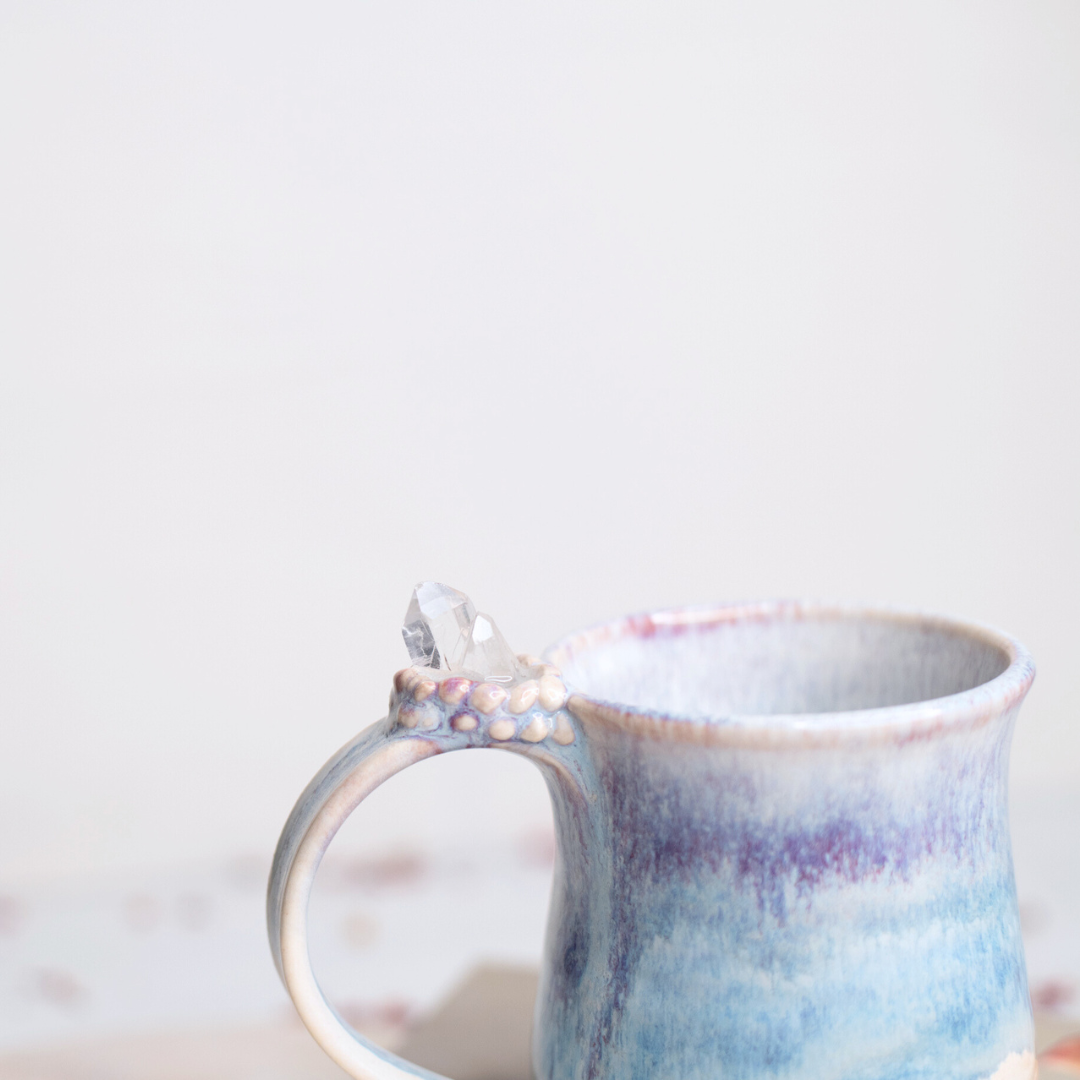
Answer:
[
  {"left": 459, "top": 613, "right": 524, "bottom": 684},
  {"left": 402, "top": 582, "right": 476, "bottom": 670},
  {"left": 401, "top": 583, "right": 523, "bottom": 683}
]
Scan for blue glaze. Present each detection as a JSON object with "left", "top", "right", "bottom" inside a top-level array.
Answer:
[
  {"left": 534, "top": 711, "right": 1028, "bottom": 1080},
  {"left": 532, "top": 605, "right": 1035, "bottom": 1080},
  {"left": 269, "top": 601, "right": 1036, "bottom": 1080}
]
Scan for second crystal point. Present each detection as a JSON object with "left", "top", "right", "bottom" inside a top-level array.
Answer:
[{"left": 459, "top": 613, "right": 524, "bottom": 684}]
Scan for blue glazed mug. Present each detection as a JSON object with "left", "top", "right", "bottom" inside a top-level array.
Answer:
[{"left": 268, "top": 600, "right": 1036, "bottom": 1080}]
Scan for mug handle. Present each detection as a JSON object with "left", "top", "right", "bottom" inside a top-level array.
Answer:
[
  {"left": 267, "top": 720, "right": 449, "bottom": 1080},
  {"left": 267, "top": 679, "right": 585, "bottom": 1080}
]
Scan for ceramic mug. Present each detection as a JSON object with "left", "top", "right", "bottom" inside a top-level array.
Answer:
[{"left": 268, "top": 601, "right": 1036, "bottom": 1080}]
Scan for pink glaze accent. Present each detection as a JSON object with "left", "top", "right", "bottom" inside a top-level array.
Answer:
[{"left": 439, "top": 678, "right": 473, "bottom": 706}]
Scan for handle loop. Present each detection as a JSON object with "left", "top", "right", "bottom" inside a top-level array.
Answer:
[
  {"left": 268, "top": 663, "right": 585, "bottom": 1080},
  {"left": 268, "top": 720, "right": 449, "bottom": 1080},
  {"left": 270, "top": 717, "right": 455, "bottom": 1080}
]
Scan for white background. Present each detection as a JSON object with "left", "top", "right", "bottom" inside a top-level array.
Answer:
[{"left": 1, "top": 1, "right": 1078, "bottom": 887}]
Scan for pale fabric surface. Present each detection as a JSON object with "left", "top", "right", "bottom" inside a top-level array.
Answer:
[
  {"left": 0, "top": 836, "right": 555, "bottom": 1052},
  {"left": 0, "top": 1023, "right": 373, "bottom": 1080}
]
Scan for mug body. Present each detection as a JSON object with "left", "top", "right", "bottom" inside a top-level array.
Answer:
[{"left": 538, "top": 604, "right": 1035, "bottom": 1080}]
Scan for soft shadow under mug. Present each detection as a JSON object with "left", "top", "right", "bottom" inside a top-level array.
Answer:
[{"left": 268, "top": 601, "right": 1036, "bottom": 1080}]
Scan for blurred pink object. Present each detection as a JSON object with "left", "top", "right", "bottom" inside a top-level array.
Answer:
[{"left": 1042, "top": 1035, "right": 1080, "bottom": 1075}]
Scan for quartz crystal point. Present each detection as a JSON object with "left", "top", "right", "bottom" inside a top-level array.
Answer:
[
  {"left": 459, "top": 612, "right": 524, "bottom": 684},
  {"left": 402, "top": 582, "right": 475, "bottom": 670},
  {"left": 401, "top": 583, "right": 524, "bottom": 683}
]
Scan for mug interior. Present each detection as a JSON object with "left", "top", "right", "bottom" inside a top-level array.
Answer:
[{"left": 550, "top": 605, "right": 1014, "bottom": 723}]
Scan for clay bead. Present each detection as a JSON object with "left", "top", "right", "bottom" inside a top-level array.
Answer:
[
  {"left": 470, "top": 683, "right": 509, "bottom": 715},
  {"left": 413, "top": 679, "right": 437, "bottom": 702},
  {"left": 520, "top": 716, "right": 548, "bottom": 743},
  {"left": 552, "top": 712, "right": 575, "bottom": 745},
  {"left": 440, "top": 678, "right": 473, "bottom": 706},
  {"left": 538, "top": 675, "right": 567, "bottom": 712},
  {"left": 508, "top": 680, "right": 539, "bottom": 714},
  {"left": 488, "top": 718, "right": 516, "bottom": 741}
]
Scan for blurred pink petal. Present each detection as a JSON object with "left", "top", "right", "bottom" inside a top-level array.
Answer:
[
  {"left": 1041, "top": 1035, "right": 1080, "bottom": 1075},
  {"left": 1031, "top": 979, "right": 1077, "bottom": 1012}
]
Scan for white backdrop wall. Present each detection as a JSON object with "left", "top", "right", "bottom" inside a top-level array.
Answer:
[{"left": 1, "top": 1, "right": 1078, "bottom": 883}]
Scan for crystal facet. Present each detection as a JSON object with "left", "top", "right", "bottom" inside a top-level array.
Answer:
[
  {"left": 401, "top": 583, "right": 524, "bottom": 683},
  {"left": 402, "top": 582, "right": 476, "bottom": 670},
  {"left": 459, "top": 612, "right": 524, "bottom": 684}
]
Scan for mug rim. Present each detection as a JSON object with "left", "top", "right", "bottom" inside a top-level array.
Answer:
[{"left": 547, "top": 600, "right": 1035, "bottom": 748}]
